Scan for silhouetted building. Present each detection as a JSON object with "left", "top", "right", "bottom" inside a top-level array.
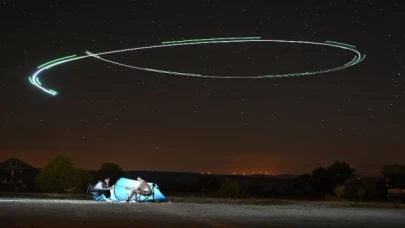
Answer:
[
  {"left": 0, "top": 158, "right": 39, "bottom": 192},
  {"left": 382, "top": 165, "right": 405, "bottom": 201}
]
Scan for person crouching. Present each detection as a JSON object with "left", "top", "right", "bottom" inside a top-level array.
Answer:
[{"left": 94, "top": 177, "right": 113, "bottom": 202}]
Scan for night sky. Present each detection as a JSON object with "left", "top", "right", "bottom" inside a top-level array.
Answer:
[{"left": 1, "top": 1, "right": 404, "bottom": 176}]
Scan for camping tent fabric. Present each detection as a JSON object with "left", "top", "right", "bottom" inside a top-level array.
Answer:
[
  {"left": 113, "top": 177, "right": 167, "bottom": 202},
  {"left": 93, "top": 177, "right": 167, "bottom": 202},
  {"left": 92, "top": 193, "right": 107, "bottom": 201}
]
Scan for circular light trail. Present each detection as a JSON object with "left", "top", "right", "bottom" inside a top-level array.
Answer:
[{"left": 28, "top": 37, "right": 366, "bottom": 96}]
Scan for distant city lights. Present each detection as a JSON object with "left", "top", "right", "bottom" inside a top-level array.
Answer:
[{"left": 200, "top": 171, "right": 274, "bottom": 176}]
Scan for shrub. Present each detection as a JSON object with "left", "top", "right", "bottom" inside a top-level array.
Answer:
[
  {"left": 35, "top": 156, "right": 77, "bottom": 193},
  {"left": 344, "top": 177, "right": 378, "bottom": 201},
  {"left": 325, "top": 194, "right": 337, "bottom": 201},
  {"left": 217, "top": 178, "right": 244, "bottom": 198},
  {"left": 35, "top": 156, "right": 94, "bottom": 194},
  {"left": 357, "top": 188, "right": 366, "bottom": 202},
  {"left": 334, "top": 185, "right": 345, "bottom": 200},
  {"left": 64, "top": 187, "right": 76, "bottom": 193}
]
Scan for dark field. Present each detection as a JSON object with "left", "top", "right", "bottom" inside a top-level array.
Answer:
[{"left": 1, "top": 198, "right": 405, "bottom": 228}]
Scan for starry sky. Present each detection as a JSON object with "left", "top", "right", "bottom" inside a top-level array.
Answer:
[{"left": 1, "top": 1, "right": 404, "bottom": 176}]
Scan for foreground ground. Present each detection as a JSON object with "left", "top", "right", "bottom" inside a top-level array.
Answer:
[{"left": 1, "top": 198, "right": 405, "bottom": 228}]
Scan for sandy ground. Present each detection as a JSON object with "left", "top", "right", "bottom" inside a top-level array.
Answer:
[{"left": 0, "top": 198, "right": 405, "bottom": 228}]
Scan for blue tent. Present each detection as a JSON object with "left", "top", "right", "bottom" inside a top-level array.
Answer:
[{"left": 92, "top": 177, "right": 167, "bottom": 202}]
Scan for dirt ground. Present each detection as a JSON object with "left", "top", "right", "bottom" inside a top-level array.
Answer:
[{"left": 1, "top": 198, "right": 404, "bottom": 227}]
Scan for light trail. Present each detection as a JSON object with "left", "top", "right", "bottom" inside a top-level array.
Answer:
[
  {"left": 37, "top": 55, "right": 77, "bottom": 69},
  {"left": 161, "top": 36, "right": 261, "bottom": 44},
  {"left": 28, "top": 37, "right": 366, "bottom": 96}
]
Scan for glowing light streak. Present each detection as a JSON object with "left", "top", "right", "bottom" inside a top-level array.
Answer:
[
  {"left": 85, "top": 51, "right": 203, "bottom": 77},
  {"left": 31, "top": 57, "right": 84, "bottom": 96},
  {"left": 86, "top": 39, "right": 364, "bottom": 79},
  {"left": 37, "top": 55, "right": 77, "bottom": 69},
  {"left": 143, "top": 68, "right": 202, "bottom": 76},
  {"left": 31, "top": 68, "right": 55, "bottom": 96},
  {"left": 344, "top": 56, "right": 358, "bottom": 66},
  {"left": 29, "top": 38, "right": 366, "bottom": 96},
  {"left": 162, "top": 37, "right": 261, "bottom": 44},
  {"left": 325, "top": 41, "right": 356, "bottom": 49},
  {"left": 49, "top": 89, "right": 58, "bottom": 95},
  {"left": 359, "top": 54, "right": 366, "bottom": 62},
  {"left": 35, "top": 77, "right": 42, "bottom": 86}
]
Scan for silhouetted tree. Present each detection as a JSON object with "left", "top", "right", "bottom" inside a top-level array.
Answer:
[
  {"left": 97, "top": 162, "right": 124, "bottom": 185},
  {"left": 327, "top": 161, "right": 356, "bottom": 187},
  {"left": 35, "top": 156, "right": 76, "bottom": 193},
  {"left": 312, "top": 167, "right": 333, "bottom": 196},
  {"left": 293, "top": 174, "right": 315, "bottom": 197},
  {"left": 312, "top": 162, "right": 356, "bottom": 196}
]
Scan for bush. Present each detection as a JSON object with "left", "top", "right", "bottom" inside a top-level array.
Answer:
[
  {"left": 217, "top": 178, "right": 244, "bottom": 198},
  {"left": 64, "top": 187, "right": 76, "bottom": 193},
  {"left": 344, "top": 177, "right": 378, "bottom": 201},
  {"left": 334, "top": 185, "right": 345, "bottom": 200},
  {"left": 357, "top": 188, "right": 366, "bottom": 202},
  {"left": 35, "top": 156, "right": 94, "bottom": 194},
  {"left": 325, "top": 194, "right": 337, "bottom": 201},
  {"left": 35, "top": 156, "right": 77, "bottom": 193}
]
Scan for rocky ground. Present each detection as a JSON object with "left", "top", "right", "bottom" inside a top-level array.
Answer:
[{"left": 1, "top": 198, "right": 405, "bottom": 227}]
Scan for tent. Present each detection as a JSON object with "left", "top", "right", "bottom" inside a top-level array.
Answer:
[{"left": 91, "top": 177, "right": 168, "bottom": 202}]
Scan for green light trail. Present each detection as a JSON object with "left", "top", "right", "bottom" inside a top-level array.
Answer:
[
  {"left": 344, "top": 56, "right": 358, "bottom": 66},
  {"left": 37, "top": 55, "right": 77, "bottom": 69},
  {"left": 144, "top": 68, "right": 202, "bottom": 76},
  {"left": 325, "top": 41, "right": 356, "bottom": 49},
  {"left": 35, "top": 77, "right": 41, "bottom": 85},
  {"left": 88, "top": 39, "right": 363, "bottom": 79},
  {"left": 49, "top": 89, "right": 58, "bottom": 95},
  {"left": 30, "top": 37, "right": 365, "bottom": 96},
  {"left": 162, "top": 37, "right": 261, "bottom": 44}
]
